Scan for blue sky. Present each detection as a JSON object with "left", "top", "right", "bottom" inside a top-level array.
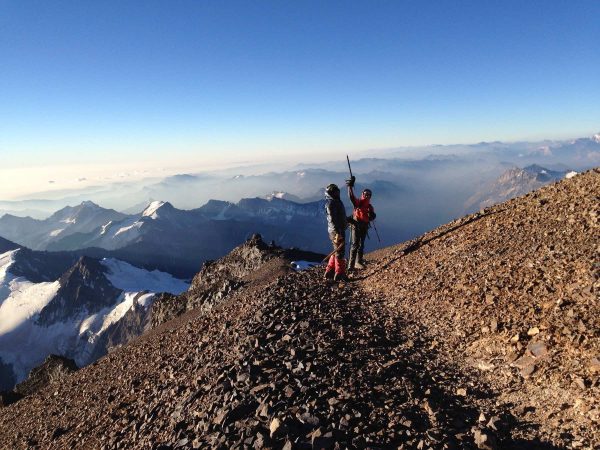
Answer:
[{"left": 1, "top": 0, "right": 599, "bottom": 179}]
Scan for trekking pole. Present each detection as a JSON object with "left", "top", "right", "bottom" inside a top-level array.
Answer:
[
  {"left": 348, "top": 221, "right": 353, "bottom": 260},
  {"left": 346, "top": 155, "right": 354, "bottom": 260},
  {"left": 372, "top": 220, "right": 381, "bottom": 243},
  {"left": 346, "top": 155, "right": 353, "bottom": 179}
]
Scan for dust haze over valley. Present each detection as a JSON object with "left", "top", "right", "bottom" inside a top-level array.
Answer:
[{"left": 2, "top": 134, "right": 599, "bottom": 253}]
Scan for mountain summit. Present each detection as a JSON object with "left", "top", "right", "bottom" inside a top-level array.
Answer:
[
  {"left": 141, "top": 200, "right": 175, "bottom": 220},
  {"left": 0, "top": 169, "right": 597, "bottom": 449}
]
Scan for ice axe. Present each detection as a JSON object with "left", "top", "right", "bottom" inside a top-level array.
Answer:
[
  {"left": 322, "top": 241, "right": 344, "bottom": 263},
  {"left": 346, "top": 155, "right": 353, "bottom": 180}
]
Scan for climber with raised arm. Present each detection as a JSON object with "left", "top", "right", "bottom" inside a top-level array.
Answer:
[
  {"left": 346, "top": 175, "right": 376, "bottom": 271},
  {"left": 324, "top": 183, "right": 349, "bottom": 282}
]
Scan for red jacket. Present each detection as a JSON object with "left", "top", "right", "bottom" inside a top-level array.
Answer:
[{"left": 350, "top": 192, "right": 374, "bottom": 224}]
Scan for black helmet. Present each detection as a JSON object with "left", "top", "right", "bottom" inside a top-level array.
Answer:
[
  {"left": 362, "top": 188, "right": 372, "bottom": 197},
  {"left": 325, "top": 183, "right": 340, "bottom": 196}
]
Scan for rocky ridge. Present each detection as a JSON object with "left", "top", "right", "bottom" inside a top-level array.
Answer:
[
  {"left": 464, "top": 164, "right": 569, "bottom": 212},
  {"left": 0, "top": 169, "right": 597, "bottom": 449},
  {"left": 151, "top": 234, "right": 325, "bottom": 327}
]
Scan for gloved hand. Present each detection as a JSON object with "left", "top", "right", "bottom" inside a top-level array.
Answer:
[
  {"left": 368, "top": 211, "right": 376, "bottom": 221},
  {"left": 345, "top": 175, "right": 356, "bottom": 187}
]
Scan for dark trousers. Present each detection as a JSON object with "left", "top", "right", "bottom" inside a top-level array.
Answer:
[{"left": 349, "top": 222, "right": 368, "bottom": 267}]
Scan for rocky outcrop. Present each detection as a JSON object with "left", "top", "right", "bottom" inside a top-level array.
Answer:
[
  {"left": 88, "top": 297, "right": 153, "bottom": 362},
  {"left": 150, "top": 293, "right": 186, "bottom": 327},
  {"left": 0, "top": 169, "right": 597, "bottom": 449},
  {"left": 10, "top": 247, "right": 78, "bottom": 282},
  {"left": 12, "top": 355, "right": 77, "bottom": 399},
  {"left": 36, "top": 256, "right": 121, "bottom": 325},
  {"left": 151, "top": 234, "right": 324, "bottom": 327}
]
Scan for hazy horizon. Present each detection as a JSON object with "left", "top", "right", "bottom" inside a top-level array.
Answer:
[{"left": 3, "top": 131, "right": 600, "bottom": 203}]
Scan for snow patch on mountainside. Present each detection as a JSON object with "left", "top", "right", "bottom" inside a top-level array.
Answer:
[
  {"left": 1, "top": 250, "right": 61, "bottom": 332},
  {"left": 0, "top": 250, "right": 18, "bottom": 292},
  {"left": 115, "top": 221, "right": 143, "bottom": 236},
  {"left": 565, "top": 171, "right": 578, "bottom": 179},
  {"left": 100, "top": 258, "right": 188, "bottom": 294},
  {"left": 0, "top": 250, "right": 63, "bottom": 380},
  {"left": 214, "top": 207, "right": 230, "bottom": 220},
  {"left": 79, "top": 292, "right": 155, "bottom": 344},
  {"left": 290, "top": 260, "right": 320, "bottom": 271},
  {"left": 100, "top": 221, "right": 113, "bottom": 235},
  {"left": 49, "top": 228, "right": 65, "bottom": 237},
  {"left": 142, "top": 201, "right": 166, "bottom": 219},
  {"left": 0, "top": 277, "right": 60, "bottom": 336}
]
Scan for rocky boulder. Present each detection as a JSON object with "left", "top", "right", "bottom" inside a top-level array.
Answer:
[{"left": 13, "top": 355, "right": 78, "bottom": 399}]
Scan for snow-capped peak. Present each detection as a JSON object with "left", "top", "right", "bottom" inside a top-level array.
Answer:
[
  {"left": 54, "top": 201, "right": 102, "bottom": 225},
  {"left": 0, "top": 249, "right": 19, "bottom": 285},
  {"left": 142, "top": 201, "right": 167, "bottom": 219},
  {"left": 266, "top": 191, "right": 288, "bottom": 201},
  {"left": 100, "top": 258, "right": 188, "bottom": 294},
  {"left": 593, "top": 133, "right": 600, "bottom": 143}
]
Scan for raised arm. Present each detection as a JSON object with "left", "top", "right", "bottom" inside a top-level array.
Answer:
[{"left": 346, "top": 176, "right": 358, "bottom": 207}]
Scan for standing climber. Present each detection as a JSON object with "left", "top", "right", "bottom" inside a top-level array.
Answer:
[
  {"left": 346, "top": 176, "right": 376, "bottom": 270},
  {"left": 324, "top": 183, "right": 349, "bottom": 282}
]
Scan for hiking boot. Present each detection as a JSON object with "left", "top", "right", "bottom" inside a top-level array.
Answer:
[
  {"left": 324, "top": 270, "right": 334, "bottom": 280},
  {"left": 334, "top": 273, "right": 349, "bottom": 282},
  {"left": 354, "top": 261, "right": 365, "bottom": 270}
]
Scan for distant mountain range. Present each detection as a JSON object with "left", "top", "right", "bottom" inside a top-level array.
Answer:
[
  {"left": 0, "top": 201, "right": 127, "bottom": 250},
  {"left": 3, "top": 132, "right": 598, "bottom": 220},
  {"left": 0, "top": 197, "right": 330, "bottom": 278}
]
